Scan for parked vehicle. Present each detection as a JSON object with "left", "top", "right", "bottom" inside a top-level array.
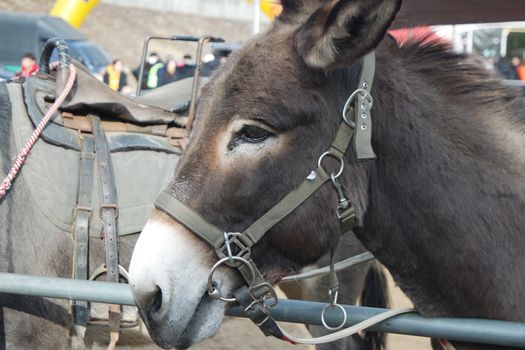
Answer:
[
  {"left": 0, "top": 11, "right": 110, "bottom": 75},
  {"left": 0, "top": 65, "right": 13, "bottom": 81}
]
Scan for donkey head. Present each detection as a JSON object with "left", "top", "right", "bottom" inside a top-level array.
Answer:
[{"left": 129, "top": 0, "right": 401, "bottom": 348}]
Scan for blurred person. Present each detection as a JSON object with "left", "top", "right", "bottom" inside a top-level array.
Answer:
[
  {"left": 16, "top": 52, "right": 38, "bottom": 78},
  {"left": 517, "top": 53, "right": 525, "bottom": 81},
  {"left": 494, "top": 56, "right": 518, "bottom": 80},
  {"left": 201, "top": 48, "right": 231, "bottom": 77},
  {"left": 183, "top": 54, "right": 194, "bottom": 65},
  {"left": 158, "top": 57, "right": 178, "bottom": 86},
  {"left": 511, "top": 57, "right": 521, "bottom": 75},
  {"left": 146, "top": 55, "right": 164, "bottom": 89},
  {"left": 483, "top": 56, "right": 495, "bottom": 71},
  {"left": 133, "top": 52, "right": 161, "bottom": 90},
  {"left": 103, "top": 58, "right": 128, "bottom": 92},
  {"left": 176, "top": 54, "right": 195, "bottom": 80}
]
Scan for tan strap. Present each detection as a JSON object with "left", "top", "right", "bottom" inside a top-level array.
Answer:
[{"left": 107, "top": 304, "right": 121, "bottom": 350}]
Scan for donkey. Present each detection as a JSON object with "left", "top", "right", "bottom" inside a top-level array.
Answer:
[
  {"left": 0, "top": 60, "right": 385, "bottom": 349},
  {"left": 128, "top": 0, "right": 525, "bottom": 349}
]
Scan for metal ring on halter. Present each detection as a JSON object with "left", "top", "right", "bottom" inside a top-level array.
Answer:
[
  {"left": 318, "top": 152, "right": 344, "bottom": 179},
  {"left": 321, "top": 303, "right": 348, "bottom": 331},
  {"left": 207, "top": 256, "right": 256, "bottom": 302},
  {"left": 342, "top": 88, "right": 374, "bottom": 127}
]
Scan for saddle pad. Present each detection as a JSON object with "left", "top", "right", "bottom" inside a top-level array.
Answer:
[{"left": 7, "top": 82, "right": 178, "bottom": 236}]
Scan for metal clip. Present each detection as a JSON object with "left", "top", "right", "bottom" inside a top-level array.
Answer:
[
  {"left": 328, "top": 287, "right": 339, "bottom": 306},
  {"left": 331, "top": 174, "right": 349, "bottom": 215}
]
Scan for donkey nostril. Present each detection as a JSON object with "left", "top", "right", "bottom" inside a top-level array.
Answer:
[
  {"left": 150, "top": 287, "right": 163, "bottom": 313},
  {"left": 135, "top": 285, "right": 163, "bottom": 315}
]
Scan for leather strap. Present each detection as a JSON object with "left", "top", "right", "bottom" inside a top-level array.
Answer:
[
  {"left": 91, "top": 115, "right": 121, "bottom": 341},
  {"left": 233, "top": 286, "right": 290, "bottom": 341},
  {"left": 155, "top": 191, "right": 224, "bottom": 249},
  {"left": 92, "top": 116, "right": 120, "bottom": 284},
  {"left": 352, "top": 52, "right": 376, "bottom": 161},
  {"left": 71, "top": 135, "right": 95, "bottom": 336},
  {"left": 62, "top": 113, "right": 188, "bottom": 140}
]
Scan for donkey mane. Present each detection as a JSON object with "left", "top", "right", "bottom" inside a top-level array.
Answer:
[{"left": 398, "top": 39, "right": 524, "bottom": 116}]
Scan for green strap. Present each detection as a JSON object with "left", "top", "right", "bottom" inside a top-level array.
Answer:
[
  {"left": 329, "top": 121, "right": 355, "bottom": 159},
  {"left": 155, "top": 191, "right": 225, "bottom": 249},
  {"left": 360, "top": 52, "right": 376, "bottom": 91},
  {"left": 243, "top": 167, "right": 330, "bottom": 245},
  {"left": 353, "top": 52, "right": 376, "bottom": 161}
]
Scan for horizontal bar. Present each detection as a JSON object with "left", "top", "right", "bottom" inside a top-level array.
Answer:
[
  {"left": 0, "top": 273, "right": 524, "bottom": 347},
  {"left": 229, "top": 301, "right": 525, "bottom": 347},
  {"left": 145, "top": 35, "right": 224, "bottom": 43},
  {"left": 0, "top": 272, "right": 135, "bottom": 305}
]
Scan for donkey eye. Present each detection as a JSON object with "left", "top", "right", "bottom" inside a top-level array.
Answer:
[{"left": 238, "top": 125, "right": 271, "bottom": 143}]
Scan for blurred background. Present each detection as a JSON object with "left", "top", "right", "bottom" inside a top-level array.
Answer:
[{"left": 1, "top": 0, "right": 525, "bottom": 94}]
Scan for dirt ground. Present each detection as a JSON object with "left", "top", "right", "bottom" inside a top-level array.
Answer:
[{"left": 0, "top": 2, "right": 432, "bottom": 349}]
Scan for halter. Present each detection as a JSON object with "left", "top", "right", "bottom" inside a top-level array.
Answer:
[{"left": 154, "top": 52, "right": 377, "bottom": 340}]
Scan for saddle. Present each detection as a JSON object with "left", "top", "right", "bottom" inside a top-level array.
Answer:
[
  {"left": 23, "top": 60, "right": 208, "bottom": 153},
  {"left": 5, "top": 59, "right": 206, "bottom": 343}
]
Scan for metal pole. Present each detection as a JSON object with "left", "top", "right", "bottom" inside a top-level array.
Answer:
[
  {"left": 187, "top": 36, "right": 224, "bottom": 131},
  {"left": 0, "top": 272, "right": 135, "bottom": 305},
  {"left": 136, "top": 35, "right": 152, "bottom": 96},
  {"left": 1, "top": 273, "right": 524, "bottom": 347},
  {"left": 187, "top": 36, "right": 209, "bottom": 131},
  {"left": 500, "top": 29, "right": 508, "bottom": 57},
  {"left": 230, "top": 300, "right": 525, "bottom": 348},
  {"left": 253, "top": 0, "right": 261, "bottom": 34}
]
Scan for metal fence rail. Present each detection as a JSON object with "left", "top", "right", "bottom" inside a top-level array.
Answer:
[{"left": 1, "top": 272, "right": 524, "bottom": 347}]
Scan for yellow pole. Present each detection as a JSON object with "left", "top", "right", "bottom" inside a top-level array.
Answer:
[{"left": 49, "top": 0, "right": 100, "bottom": 28}]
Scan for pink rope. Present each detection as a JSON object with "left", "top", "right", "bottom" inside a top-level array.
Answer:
[{"left": 0, "top": 63, "right": 77, "bottom": 199}]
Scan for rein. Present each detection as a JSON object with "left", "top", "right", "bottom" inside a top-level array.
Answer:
[{"left": 154, "top": 52, "right": 416, "bottom": 343}]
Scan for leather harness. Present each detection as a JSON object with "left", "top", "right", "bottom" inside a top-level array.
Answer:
[
  {"left": 154, "top": 52, "right": 376, "bottom": 339},
  {"left": 71, "top": 116, "right": 124, "bottom": 342},
  {"left": 25, "top": 39, "right": 190, "bottom": 343}
]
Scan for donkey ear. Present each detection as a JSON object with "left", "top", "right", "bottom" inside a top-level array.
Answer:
[
  {"left": 296, "top": 0, "right": 402, "bottom": 69},
  {"left": 278, "top": 0, "right": 331, "bottom": 24}
]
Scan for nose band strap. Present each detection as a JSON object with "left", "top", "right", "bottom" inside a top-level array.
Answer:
[{"left": 154, "top": 164, "right": 332, "bottom": 286}]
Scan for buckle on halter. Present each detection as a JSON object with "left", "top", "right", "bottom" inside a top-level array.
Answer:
[
  {"left": 250, "top": 282, "right": 279, "bottom": 309},
  {"left": 218, "top": 232, "right": 251, "bottom": 265}
]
